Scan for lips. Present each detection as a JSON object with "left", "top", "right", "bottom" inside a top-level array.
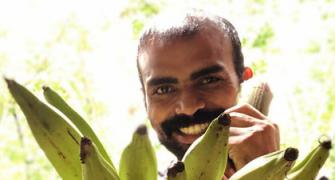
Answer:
[{"left": 172, "top": 122, "right": 211, "bottom": 144}]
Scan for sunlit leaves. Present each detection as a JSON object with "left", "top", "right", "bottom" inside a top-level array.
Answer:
[
  {"left": 328, "top": 30, "right": 335, "bottom": 52},
  {"left": 120, "top": 0, "right": 161, "bottom": 38},
  {"left": 252, "top": 23, "right": 274, "bottom": 49},
  {"left": 306, "top": 40, "right": 321, "bottom": 53},
  {"left": 250, "top": 59, "right": 268, "bottom": 75}
]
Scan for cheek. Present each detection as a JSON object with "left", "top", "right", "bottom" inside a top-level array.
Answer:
[
  {"left": 146, "top": 100, "right": 170, "bottom": 131},
  {"left": 200, "top": 86, "right": 239, "bottom": 107},
  {"left": 146, "top": 92, "right": 178, "bottom": 125}
]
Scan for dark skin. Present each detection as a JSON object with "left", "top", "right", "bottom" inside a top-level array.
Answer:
[{"left": 138, "top": 23, "right": 280, "bottom": 178}]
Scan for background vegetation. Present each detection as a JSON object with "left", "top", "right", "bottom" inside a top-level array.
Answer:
[{"left": 0, "top": 0, "right": 334, "bottom": 179}]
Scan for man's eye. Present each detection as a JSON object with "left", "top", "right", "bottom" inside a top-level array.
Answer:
[
  {"left": 154, "top": 86, "right": 175, "bottom": 95},
  {"left": 200, "top": 76, "right": 221, "bottom": 85}
]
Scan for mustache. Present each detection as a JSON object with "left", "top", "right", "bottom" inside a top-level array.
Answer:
[{"left": 161, "top": 108, "right": 225, "bottom": 137}]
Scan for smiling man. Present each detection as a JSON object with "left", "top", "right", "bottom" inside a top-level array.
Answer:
[{"left": 136, "top": 10, "right": 280, "bottom": 178}]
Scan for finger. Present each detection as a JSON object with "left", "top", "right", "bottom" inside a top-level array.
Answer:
[
  {"left": 229, "top": 123, "right": 280, "bottom": 150},
  {"left": 229, "top": 126, "right": 247, "bottom": 136},
  {"left": 229, "top": 126, "right": 258, "bottom": 137},
  {"left": 222, "top": 175, "right": 229, "bottom": 180},
  {"left": 229, "top": 112, "right": 264, "bottom": 127},
  {"left": 225, "top": 103, "right": 266, "bottom": 120}
]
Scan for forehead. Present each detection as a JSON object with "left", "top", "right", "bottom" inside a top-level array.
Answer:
[{"left": 138, "top": 27, "right": 234, "bottom": 81}]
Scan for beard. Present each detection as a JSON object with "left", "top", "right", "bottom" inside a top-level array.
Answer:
[{"left": 159, "top": 108, "right": 225, "bottom": 160}]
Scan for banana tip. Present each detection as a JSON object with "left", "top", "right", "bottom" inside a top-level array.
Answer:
[
  {"left": 284, "top": 147, "right": 299, "bottom": 161},
  {"left": 136, "top": 124, "right": 147, "bottom": 135},
  {"left": 319, "top": 176, "right": 329, "bottom": 180},
  {"left": 3, "top": 77, "right": 14, "bottom": 86},
  {"left": 319, "top": 136, "right": 332, "bottom": 150},
  {"left": 80, "top": 137, "right": 92, "bottom": 164},
  {"left": 218, "top": 113, "right": 231, "bottom": 126},
  {"left": 321, "top": 140, "right": 332, "bottom": 150},
  {"left": 167, "top": 161, "right": 185, "bottom": 177},
  {"left": 42, "top": 85, "right": 50, "bottom": 91}
]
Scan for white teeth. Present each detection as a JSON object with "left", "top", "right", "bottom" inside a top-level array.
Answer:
[{"left": 179, "top": 123, "right": 209, "bottom": 135}]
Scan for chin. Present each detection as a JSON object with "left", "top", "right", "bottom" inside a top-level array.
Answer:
[{"left": 159, "top": 136, "right": 190, "bottom": 160}]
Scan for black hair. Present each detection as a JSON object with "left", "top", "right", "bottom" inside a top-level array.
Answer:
[{"left": 136, "top": 11, "right": 245, "bottom": 92}]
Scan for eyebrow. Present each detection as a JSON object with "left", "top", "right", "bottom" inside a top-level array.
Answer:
[
  {"left": 190, "top": 65, "right": 224, "bottom": 80},
  {"left": 148, "top": 77, "right": 178, "bottom": 86}
]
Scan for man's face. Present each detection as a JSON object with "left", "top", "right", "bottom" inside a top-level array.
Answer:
[{"left": 138, "top": 27, "right": 241, "bottom": 159}]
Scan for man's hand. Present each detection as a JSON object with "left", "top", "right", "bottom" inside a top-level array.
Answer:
[{"left": 224, "top": 103, "right": 280, "bottom": 172}]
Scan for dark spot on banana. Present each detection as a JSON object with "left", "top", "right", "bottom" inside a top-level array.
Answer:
[
  {"left": 58, "top": 151, "right": 66, "bottom": 160},
  {"left": 67, "top": 129, "right": 79, "bottom": 145},
  {"left": 41, "top": 121, "right": 50, "bottom": 130}
]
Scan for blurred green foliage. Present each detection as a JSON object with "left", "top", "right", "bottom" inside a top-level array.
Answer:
[
  {"left": 120, "top": 0, "right": 161, "bottom": 37},
  {"left": 252, "top": 23, "right": 274, "bottom": 49}
]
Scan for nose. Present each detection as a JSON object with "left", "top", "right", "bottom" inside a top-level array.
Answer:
[{"left": 175, "top": 91, "right": 205, "bottom": 115}]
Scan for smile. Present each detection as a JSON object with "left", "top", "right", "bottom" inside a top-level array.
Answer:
[{"left": 179, "top": 122, "right": 209, "bottom": 135}]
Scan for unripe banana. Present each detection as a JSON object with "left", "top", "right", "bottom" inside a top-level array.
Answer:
[
  {"left": 229, "top": 147, "right": 299, "bottom": 180},
  {"left": 246, "top": 81, "right": 273, "bottom": 115},
  {"left": 42, "top": 86, "right": 115, "bottom": 170},
  {"left": 288, "top": 137, "right": 332, "bottom": 180},
  {"left": 167, "top": 161, "right": 187, "bottom": 180},
  {"left": 119, "top": 124, "right": 157, "bottom": 180},
  {"left": 5, "top": 78, "right": 82, "bottom": 179},
  {"left": 80, "top": 137, "right": 120, "bottom": 180},
  {"left": 182, "top": 113, "right": 231, "bottom": 180}
]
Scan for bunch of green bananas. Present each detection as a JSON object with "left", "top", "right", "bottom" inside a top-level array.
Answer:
[
  {"left": 5, "top": 79, "right": 117, "bottom": 180},
  {"left": 6, "top": 78, "right": 83, "bottom": 179},
  {"left": 5, "top": 78, "right": 158, "bottom": 180},
  {"left": 5, "top": 78, "right": 333, "bottom": 180}
]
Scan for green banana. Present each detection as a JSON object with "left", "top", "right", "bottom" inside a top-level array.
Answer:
[
  {"left": 167, "top": 161, "right": 187, "bottom": 180},
  {"left": 42, "top": 85, "right": 115, "bottom": 170},
  {"left": 287, "top": 137, "right": 332, "bottom": 180},
  {"left": 228, "top": 81, "right": 274, "bottom": 171},
  {"left": 119, "top": 124, "right": 157, "bottom": 180},
  {"left": 80, "top": 137, "right": 120, "bottom": 180},
  {"left": 181, "top": 113, "right": 231, "bottom": 180},
  {"left": 229, "top": 147, "right": 299, "bottom": 180},
  {"left": 247, "top": 81, "right": 273, "bottom": 115},
  {"left": 5, "top": 78, "right": 82, "bottom": 179}
]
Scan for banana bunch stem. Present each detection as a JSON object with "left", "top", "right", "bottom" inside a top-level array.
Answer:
[{"left": 80, "top": 137, "right": 120, "bottom": 180}]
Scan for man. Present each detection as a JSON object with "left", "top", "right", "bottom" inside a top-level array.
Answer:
[{"left": 136, "top": 10, "right": 280, "bottom": 178}]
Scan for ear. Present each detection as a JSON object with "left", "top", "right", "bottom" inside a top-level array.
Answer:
[{"left": 242, "top": 67, "right": 253, "bottom": 81}]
